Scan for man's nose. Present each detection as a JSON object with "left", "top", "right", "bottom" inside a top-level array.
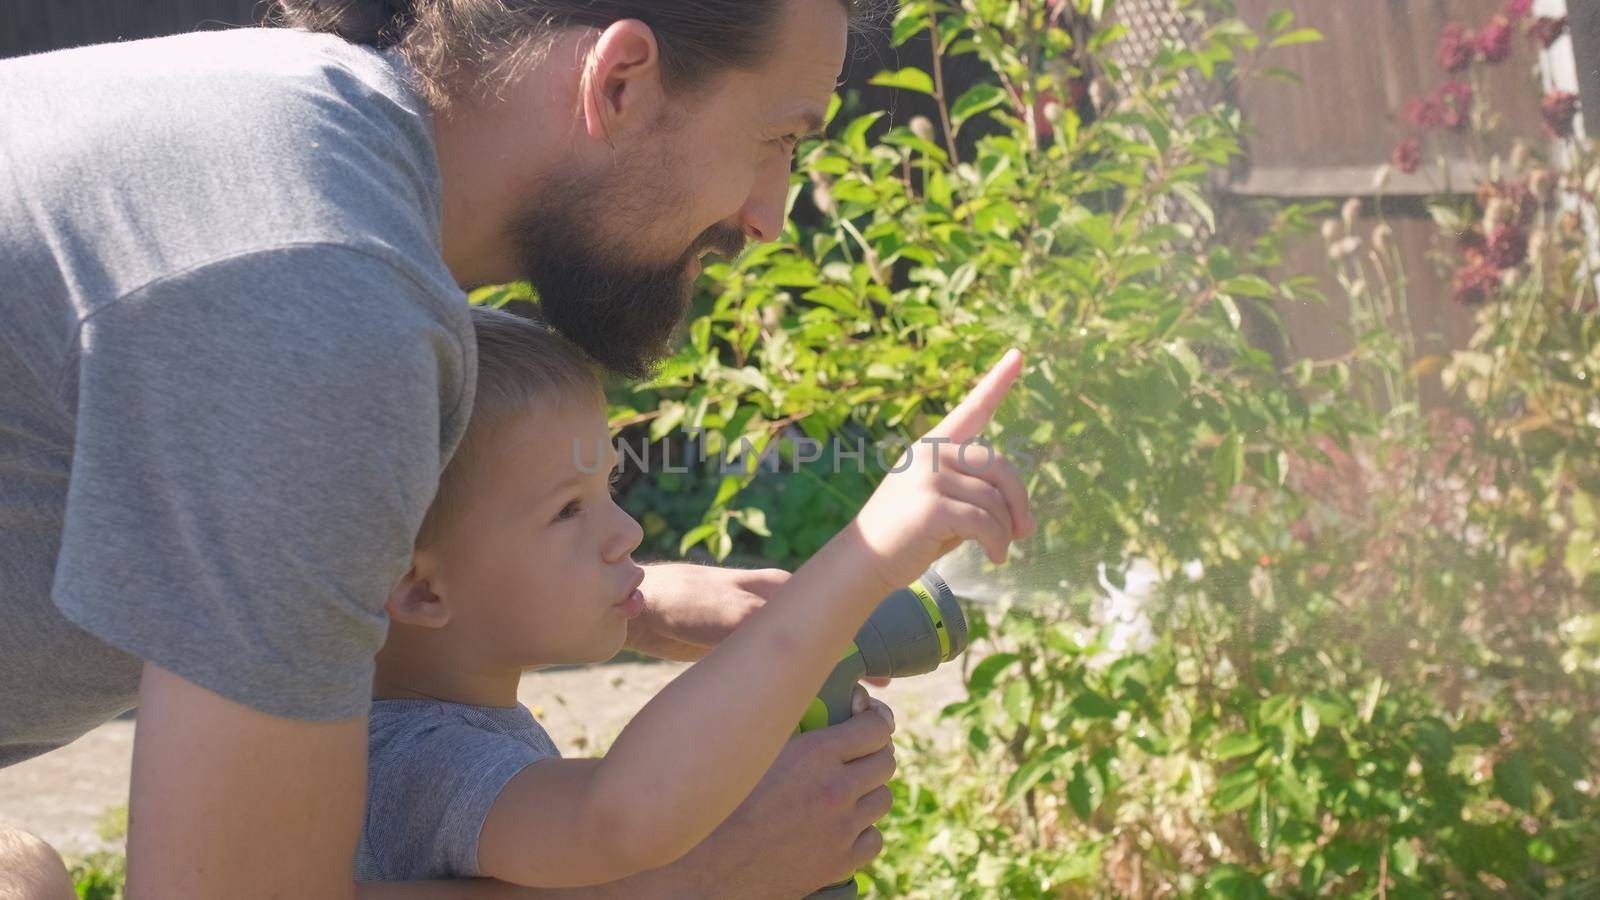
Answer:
[{"left": 737, "top": 155, "right": 791, "bottom": 243}]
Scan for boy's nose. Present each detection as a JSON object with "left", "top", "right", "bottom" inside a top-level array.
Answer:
[{"left": 603, "top": 508, "right": 645, "bottom": 564}]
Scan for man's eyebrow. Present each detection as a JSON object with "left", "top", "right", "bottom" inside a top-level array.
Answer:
[{"left": 798, "top": 108, "right": 827, "bottom": 138}]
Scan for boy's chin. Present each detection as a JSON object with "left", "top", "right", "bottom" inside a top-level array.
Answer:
[
  {"left": 518, "top": 646, "right": 624, "bottom": 671},
  {"left": 599, "top": 624, "right": 631, "bottom": 661}
]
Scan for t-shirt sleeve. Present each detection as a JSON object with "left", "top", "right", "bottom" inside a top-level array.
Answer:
[
  {"left": 362, "top": 720, "right": 550, "bottom": 880},
  {"left": 50, "top": 243, "right": 472, "bottom": 721}
]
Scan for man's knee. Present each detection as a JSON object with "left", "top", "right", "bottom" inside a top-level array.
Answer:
[{"left": 0, "top": 825, "right": 75, "bottom": 900}]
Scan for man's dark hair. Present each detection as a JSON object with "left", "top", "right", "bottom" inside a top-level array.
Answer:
[{"left": 275, "top": 0, "right": 871, "bottom": 108}]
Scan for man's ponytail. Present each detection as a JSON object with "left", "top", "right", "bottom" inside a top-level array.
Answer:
[{"left": 274, "top": 0, "right": 416, "bottom": 49}]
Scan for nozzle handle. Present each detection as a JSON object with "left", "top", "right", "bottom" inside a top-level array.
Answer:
[
  {"left": 797, "top": 569, "right": 967, "bottom": 900},
  {"left": 810, "top": 877, "right": 860, "bottom": 899}
]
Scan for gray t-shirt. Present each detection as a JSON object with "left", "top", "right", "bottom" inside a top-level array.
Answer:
[
  {"left": 0, "top": 28, "right": 476, "bottom": 766},
  {"left": 355, "top": 699, "right": 561, "bottom": 881}
]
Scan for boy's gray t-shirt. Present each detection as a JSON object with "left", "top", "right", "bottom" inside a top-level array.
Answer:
[
  {"left": 0, "top": 28, "right": 476, "bottom": 765},
  {"left": 355, "top": 699, "right": 561, "bottom": 881}
]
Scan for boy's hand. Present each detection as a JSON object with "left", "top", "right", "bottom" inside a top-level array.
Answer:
[
  {"left": 624, "top": 563, "right": 788, "bottom": 660},
  {"left": 844, "top": 350, "right": 1036, "bottom": 596}
]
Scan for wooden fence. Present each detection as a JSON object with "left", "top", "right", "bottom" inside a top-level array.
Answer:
[{"left": 1225, "top": 0, "right": 1587, "bottom": 405}]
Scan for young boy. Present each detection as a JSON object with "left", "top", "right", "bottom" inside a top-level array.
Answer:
[{"left": 355, "top": 306, "right": 1031, "bottom": 885}]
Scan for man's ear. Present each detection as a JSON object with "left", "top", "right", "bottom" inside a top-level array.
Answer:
[
  {"left": 580, "top": 18, "right": 663, "bottom": 146},
  {"left": 386, "top": 563, "right": 452, "bottom": 629}
]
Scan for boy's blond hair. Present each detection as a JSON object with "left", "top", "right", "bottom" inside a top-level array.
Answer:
[{"left": 416, "top": 305, "right": 604, "bottom": 548}]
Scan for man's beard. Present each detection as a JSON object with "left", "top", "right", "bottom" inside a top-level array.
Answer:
[{"left": 509, "top": 170, "right": 745, "bottom": 380}]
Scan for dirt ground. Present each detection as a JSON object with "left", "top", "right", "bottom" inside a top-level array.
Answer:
[{"left": 0, "top": 660, "right": 967, "bottom": 856}]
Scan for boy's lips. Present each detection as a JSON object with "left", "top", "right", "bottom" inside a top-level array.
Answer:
[{"left": 615, "top": 571, "right": 646, "bottom": 619}]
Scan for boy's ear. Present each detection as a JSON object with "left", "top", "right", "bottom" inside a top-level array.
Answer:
[{"left": 386, "top": 565, "right": 452, "bottom": 629}]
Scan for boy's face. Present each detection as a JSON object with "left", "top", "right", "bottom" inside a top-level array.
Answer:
[{"left": 425, "top": 396, "right": 646, "bottom": 667}]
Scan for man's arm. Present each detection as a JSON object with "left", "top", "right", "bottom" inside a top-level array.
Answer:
[
  {"left": 623, "top": 563, "right": 783, "bottom": 661},
  {"left": 131, "top": 664, "right": 694, "bottom": 899},
  {"left": 128, "top": 665, "right": 367, "bottom": 897},
  {"left": 58, "top": 247, "right": 471, "bottom": 898},
  {"left": 132, "top": 665, "right": 895, "bottom": 900}
]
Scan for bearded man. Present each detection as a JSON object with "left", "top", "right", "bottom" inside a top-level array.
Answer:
[{"left": 0, "top": 2, "right": 898, "bottom": 896}]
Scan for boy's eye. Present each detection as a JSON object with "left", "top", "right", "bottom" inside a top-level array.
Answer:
[
  {"left": 555, "top": 500, "right": 581, "bottom": 522},
  {"left": 608, "top": 469, "right": 622, "bottom": 493}
]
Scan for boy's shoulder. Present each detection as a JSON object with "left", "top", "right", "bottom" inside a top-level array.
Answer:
[
  {"left": 357, "top": 699, "right": 562, "bottom": 881},
  {"left": 368, "top": 698, "right": 561, "bottom": 757}
]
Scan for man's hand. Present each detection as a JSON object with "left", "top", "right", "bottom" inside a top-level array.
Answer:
[
  {"left": 657, "top": 691, "right": 897, "bottom": 898},
  {"left": 627, "top": 562, "right": 893, "bottom": 687},
  {"left": 624, "top": 563, "right": 787, "bottom": 661}
]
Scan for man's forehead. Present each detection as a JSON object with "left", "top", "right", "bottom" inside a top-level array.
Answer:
[{"left": 759, "top": 0, "right": 849, "bottom": 117}]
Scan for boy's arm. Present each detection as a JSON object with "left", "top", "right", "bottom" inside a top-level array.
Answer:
[
  {"left": 477, "top": 352, "right": 1032, "bottom": 887},
  {"left": 130, "top": 668, "right": 891, "bottom": 899},
  {"left": 477, "top": 694, "right": 895, "bottom": 894}
]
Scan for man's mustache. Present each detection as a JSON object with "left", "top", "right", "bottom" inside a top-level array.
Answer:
[{"left": 691, "top": 223, "right": 747, "bottom": 264}]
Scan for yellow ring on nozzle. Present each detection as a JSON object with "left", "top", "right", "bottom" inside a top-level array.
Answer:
[{"left": 908, "top": 579, "right": 951, "bottom": 660}]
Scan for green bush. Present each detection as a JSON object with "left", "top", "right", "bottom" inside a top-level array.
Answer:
[
  {"left": 600, "top": 0, "right": 1599, "bottom": 895},
  {"left": 68, "top": 852, "right": 125, "bottom": 900}
]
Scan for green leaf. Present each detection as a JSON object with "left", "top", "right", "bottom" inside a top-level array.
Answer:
[
  {"left": 737, "top": 506, "right": 770, "bottom": 537},
  {"left": 1211, "top": 432, "right": 1244, "bottom": 495},
  {"left": 1494, "top": 751, "right": 1536, "bottom": 809},
  {"left": 1069, "top": 690, "right": 1119, "bottom": 719},
  {"left": 1300, "top": 701, "right": 1321, "bottom": 740},
  {"left": 1266, "top": 10, "right": 1293, "bottom": 34},
  {"left": 711, "top": 475, "right": 742, "bottom": 508},
  {"left": 1269, "top": 27, "right": 1324, "bottom": 47},
  {"left": 1564, "top": 532, "right": 1597, "bottom": 584},
  {"left": 678, "top": 523, "right": 718, "bottom": 555},
  {"left": 1455, "top": 720, "right": 1499, "bottom": 746},
  {"left": 1219, "top": 275, "right": 1275, "bottom": 298},
  {"left": 1171, "top": 182, "right": 1215, "bottom": 231},
  {"left": 837, "top": 112, "right": 885, "bottom": 155},
  {"left": 1067, "top": 760, "right": 1105, "bottom": 820},
  {"left": 1214, "top": 768, "right": 1260, "bottom": 813},
  {"left": 1204, "top": 864, "right": 1268, "bottom": 899},
  {"left": 890, "top": 2, "right": 929, "bottom": 47},
  {"left": 650, "top": 403, "right": 685, "bottom": 442},
  {"left": 966, "top": 652, "right": 1019, "bottom": 696},
  {"left": 1249, "top": 788, "right": 1278, "bottom": 851},
  {"left": 1215, "top": 731, "right": 1264, "bottom": 761},
  {"left": 1003, "top": 745, "right": 1067, "bottom": 805},
  {"left": 1001, "top": 678, "right": 1030, "bottom": 722},
  {"left": 868, "top": 68, "right": 935, "bottom": 96},
  {"left": 1258, "top": 694, "right": 1296, "bottom": 727},
  {"left": 1216, "top": 294, "right": 1242, "bottom": 330},
  {"left": 950, "top": 84, "right": 1006, "bottom": 128},
  {"left": 1408, "top": 717, "right": 1454, "bottom": 766}
]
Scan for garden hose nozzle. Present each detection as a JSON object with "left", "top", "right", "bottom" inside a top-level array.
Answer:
[{"left": 798, "top": 568, "right": 970, "bottom": 899}]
